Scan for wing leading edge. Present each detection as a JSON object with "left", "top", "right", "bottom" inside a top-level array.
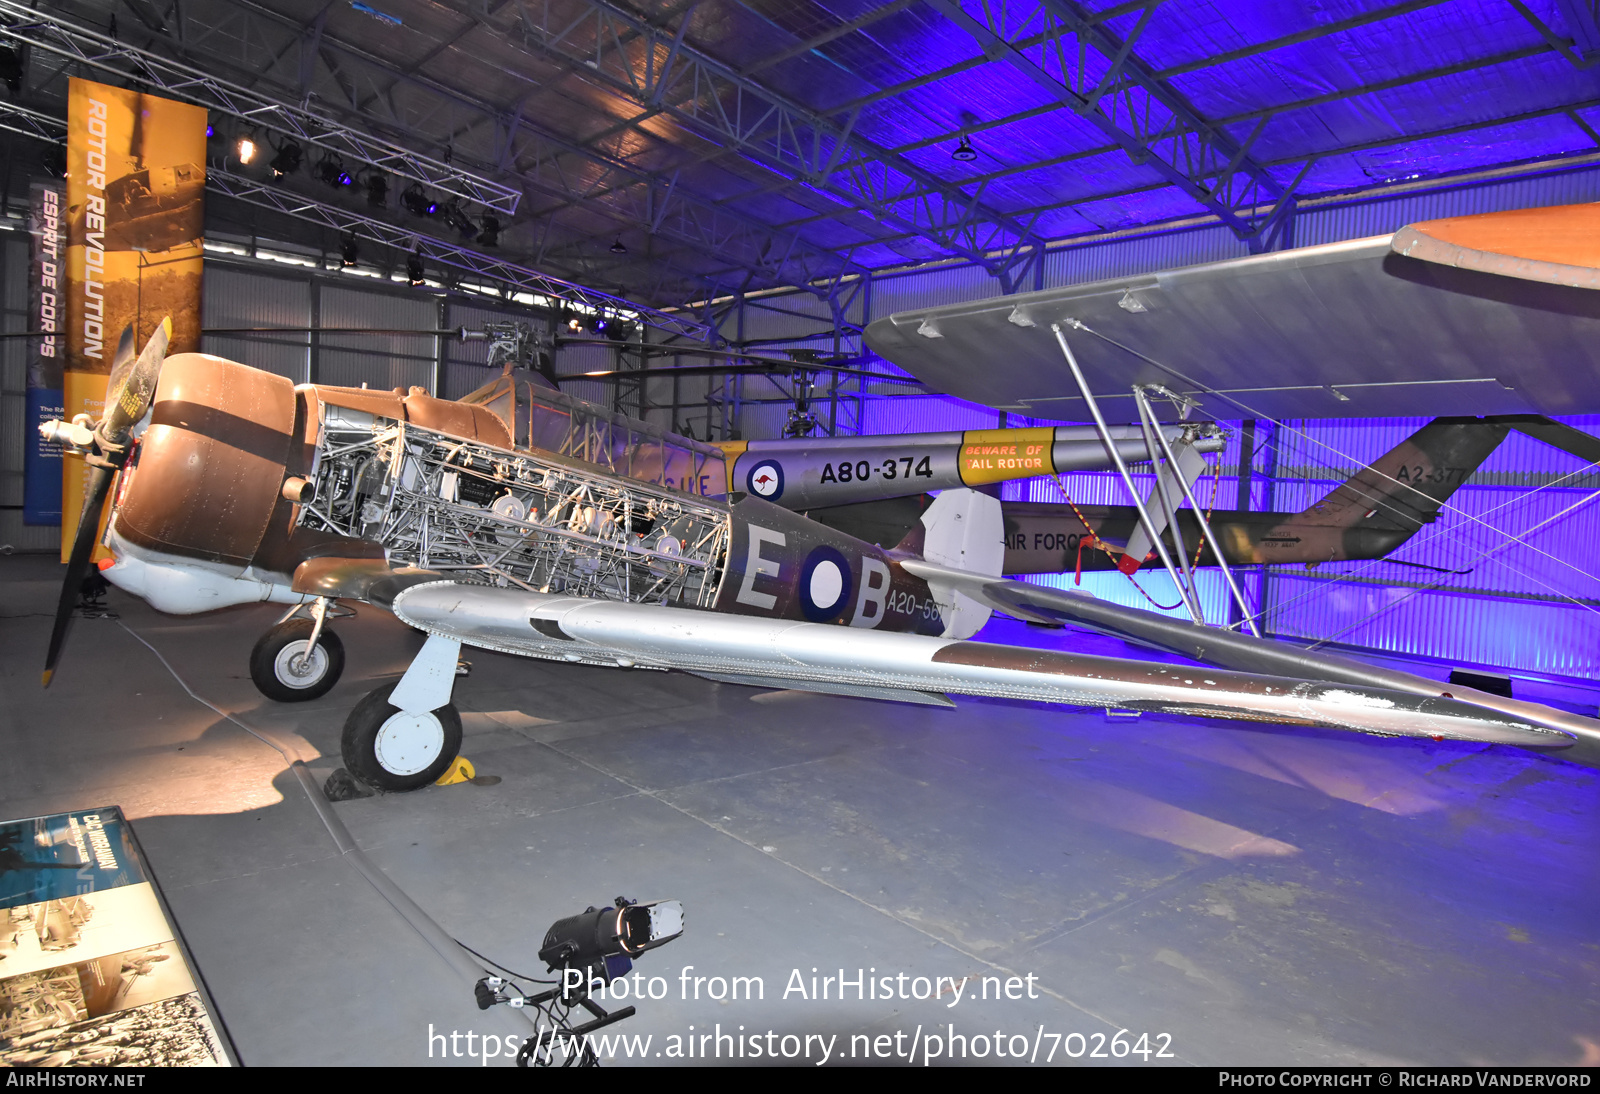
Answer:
[
  {"left": 388, "top": 581, "right": 1566, "bottom": 749},
  {"left": 863, "top": 205, "right": 1600, "bottom": 420}
]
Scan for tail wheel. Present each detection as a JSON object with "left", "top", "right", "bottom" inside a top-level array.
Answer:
[
  {"left": 341, "top": 682, "right": 462, "bottom": 793},
  {"left": 250, "top": 620, "right": 345, "bottom": 702}
]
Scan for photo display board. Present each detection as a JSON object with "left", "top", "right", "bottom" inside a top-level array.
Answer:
[{"left": 0, "top": 806, "right": 234, "bottom": 1066}]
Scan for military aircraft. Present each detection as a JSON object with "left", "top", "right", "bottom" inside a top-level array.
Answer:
[
  {"left": 802, "top": 415, "right": 1516, "bottom": 577},
  {"left": 37, "top": 316, "right": 1597, "bottom": 793}
]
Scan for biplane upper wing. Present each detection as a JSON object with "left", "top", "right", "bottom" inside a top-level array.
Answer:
[{"left": 862, "top": 204, "right": 1600, "bottom": 421}]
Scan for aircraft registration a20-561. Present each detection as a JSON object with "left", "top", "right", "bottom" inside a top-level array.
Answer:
[{"left": 38, "top": 310, "right": 1600, "bottom": 793}]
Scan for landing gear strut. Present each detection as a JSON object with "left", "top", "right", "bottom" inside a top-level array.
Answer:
[
  {"left": 249, "top": 598, "right": 350, "bottom": 702},
  {"left": 341, "top": 633, "right": 463, "bottom": 792}
]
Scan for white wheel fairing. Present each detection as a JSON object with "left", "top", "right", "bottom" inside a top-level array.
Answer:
[
  {"left": 272, "top": 642, "right": 329, "bottom": 689},
  {"left": 373, "top": 711, "right": 446, "bottom": 776}
]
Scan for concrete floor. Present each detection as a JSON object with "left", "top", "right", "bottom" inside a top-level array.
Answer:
[{"left": 2, "top": 552, "right": 1597, "bottom": 1067}]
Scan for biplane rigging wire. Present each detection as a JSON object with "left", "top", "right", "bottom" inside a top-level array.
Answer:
[{"left": 1063, "top": 320, "right": 1600, "bottom": 617}]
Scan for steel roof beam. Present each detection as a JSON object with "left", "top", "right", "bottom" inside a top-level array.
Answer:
[
  {"left": 0, "top": 99, "right": 711, "bottom": 340},
  {"left": 922, "top": 0, "right": 1284, "bottom": 241},
  {"left": 64, "top": 0, "right": 867, "bottom": 299},
  {"left": 0, "top": 0, "right": 524, "bottom": 214},
  {"left": 501, "top": 0, "right": 1048, "bottom": 279}
]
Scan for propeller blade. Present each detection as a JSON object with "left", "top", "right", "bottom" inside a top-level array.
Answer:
[
  {"left": 42, "top": 465, "right": 114, "bottom": 687},
  {"left": 104, "top": 318, "right": 171, "bottom": 438},
  {"left": 101, "top": 325, "right": 137, "bottom": 407}
]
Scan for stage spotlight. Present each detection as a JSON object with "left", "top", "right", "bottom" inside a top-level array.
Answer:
[
  {"left": 951, "top": 135, "right": 977, "bottom": 162},
  {"left": 235, "top": 133, "right": 258, "bottom": 165},
  {"left": 339, "top": 233, "right": 359, "bottom": 267},
  {"left": 269, "top": 140, "right": 303, "bottom": 179},
  {"left": 364, "top": 172, "right": 389, "bottom": 209},
  {"left": 401, "top": 182, "right": 438, "bottom": 217},
  {"left": 314, "top": 152, "right": 352, "bottom": 187},
  {"left": 0, "top": 47, "right": 23, "bottom": 95},
  {"left": 539, "top": 898, "right": 683, "bottom": 990},
  {"left": 407, "top": 249, "right": 426, "bottom": 285},
  {"left": 441, "top": 200, "right": 479, "bottom": 240},
  {"left": 477, "top": 214, "right": 501, "bottom": 247}
]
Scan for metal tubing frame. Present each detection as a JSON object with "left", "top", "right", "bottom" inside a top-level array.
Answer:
[
  {"left": 1052, "top": 322, "right": 1202, "bottom": 623},
  {"left": 1131, "top": 386, "right": 1204, "bottom": 623},
  {"left": 1136, "top": 388, "right": 1263, "bottom": 637}
]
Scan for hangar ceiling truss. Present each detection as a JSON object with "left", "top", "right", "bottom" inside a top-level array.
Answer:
[{"left": 11, "top": 0, "right": 1600, "bottom": 318}]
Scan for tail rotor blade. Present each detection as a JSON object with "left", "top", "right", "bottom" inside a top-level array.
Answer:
[{"left": 43, "top": 466, "right": 114, "bottom": 687}]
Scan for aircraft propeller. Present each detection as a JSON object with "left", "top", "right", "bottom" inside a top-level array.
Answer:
[{"left": 42, "top": 318, "right": 172, "bottom": 687}]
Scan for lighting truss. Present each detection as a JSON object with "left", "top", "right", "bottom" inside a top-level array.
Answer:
[
  {"left": 0, "top": 100, "right": 709, "bottom": 342},
  {"left": 0, "top": 0, "right": 522, "bottom": 214},
  {"left": 206, "top": 168, "right": 711, "bottom": 341}
]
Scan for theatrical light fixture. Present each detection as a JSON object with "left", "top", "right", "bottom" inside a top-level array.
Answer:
[
  {"left": 442, "top": 200, "right": 479, "bottom": 241},
  {"left": 314, "top": 152, "right": 353, "bottom": 187},
  {"left": 235, "top": 134, "right": 258, "bottom": 165},
  {"left": 0, "top": 47, "right": 23, "bottom": 95},
  {"left": 407, "top": 248, "right": 426, "bottom": 285},
  {"left": 951, "top": 135, "right": 978, "bottom": 162},
  {"left": 401, "top": 182, "right": 438, "bottom": 217},
  {"left": 269, "top": 140, "right": 303, "bottom": 180},
  {"left": 339, "top": 233, "right": 359, "bottom": 267},
  {"left": 364, "top": 172, "right": 389, "bottom": 209},
  {"left": 538, "top": 898, "right": 684, "bottom": 988},
  {"left": 609, "top": 238, "right": 627, "bottom": 255},
  {"left": 477, "top": 215, "right": 501, "bottom": 247}
]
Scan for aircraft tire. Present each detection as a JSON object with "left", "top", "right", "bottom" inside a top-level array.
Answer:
[
  {"left": 250, "top": 621, "right": 345, "bottom": 702},
  {"left": 341, "top": 682, "right": 462, "bottom": 793}
]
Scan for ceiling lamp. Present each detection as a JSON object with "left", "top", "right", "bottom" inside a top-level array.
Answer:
[
  {"left": 951, "top": 136, "right": 977, "bottom": 162},
  {"left": 609, "top": 238, "right": 627, "bottom": 255},
  {"left": 269, "top": 140, "right": 303, "bottom": 180},
  {"left": 401, "top": 183, "right": 438, "bottom": 217}
]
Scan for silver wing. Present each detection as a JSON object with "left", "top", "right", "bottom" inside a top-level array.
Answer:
[
  {"left": 863, "top": 205, "right": 1600, "bottom": 421},
  {"left": 387, "top": 581, "right": 1569, "bottom": 750}
]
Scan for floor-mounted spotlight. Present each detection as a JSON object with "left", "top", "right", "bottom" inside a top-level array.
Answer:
[
  {"left": 364, "top": 171, "right": 389, "bottom": 209},
  {"left": 407, "top": 248, "right": 426, "bottom": 285},
  {"left": 951, "top": 135, "right": 978, "bottom": 162},
  {"left": 401, "top": 182, "right": 438, "bottom": 217},
  {"left": 441, "top": 200, "right": 479, "bottom": 241},
  {"left": 339, "top": 233, "right": 359, "bottom": 268},
  {"left": 477, "top": 215, "right": 501, "bottom": 247},
  {"left": 269, "top": 140, "right": 303, "bottom": 180}
]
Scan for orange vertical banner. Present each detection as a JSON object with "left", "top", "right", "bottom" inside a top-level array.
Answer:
[{"left": 63, "top": 77, "right": 205, "bottom": 561}]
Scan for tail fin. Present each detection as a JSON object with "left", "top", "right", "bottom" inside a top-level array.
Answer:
[
  {"left": 1299, "top": 417, "right": 1509, "bottom": 531},
  {"left": 896, "top": 488, "right": 1003, "bottom": 639}
]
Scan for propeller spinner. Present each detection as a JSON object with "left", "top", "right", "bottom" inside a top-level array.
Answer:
[{"left": 41, "top": 318, "right": 172, "bottom": 686}]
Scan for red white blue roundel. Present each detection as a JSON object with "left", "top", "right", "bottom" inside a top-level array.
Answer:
[
  {"left": 746, "top": 459, "right": 784, "bottom": 500},
  {"left": 799, "top": 545, "right": 852, "bottom": 623}
]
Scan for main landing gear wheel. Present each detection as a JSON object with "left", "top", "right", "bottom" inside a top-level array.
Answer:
[
  {"left": 341, "top": 682, "right": 462, "bottom": 793},
  {"left": 250, "top": 620, "right": 345, "bottom": 702}
]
